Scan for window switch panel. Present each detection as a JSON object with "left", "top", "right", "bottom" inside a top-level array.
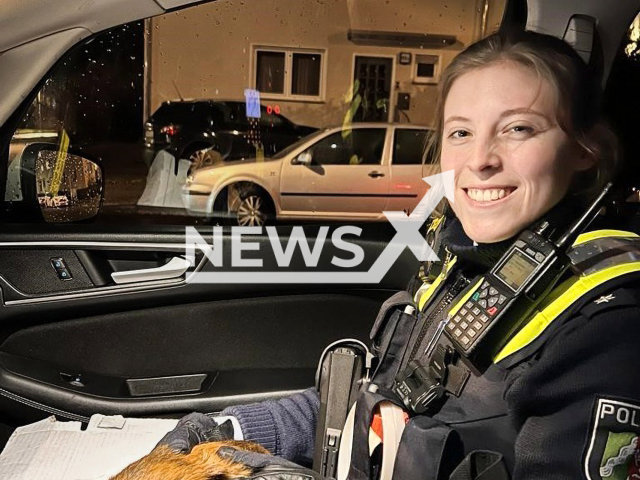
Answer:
[{"left": 51, "top": 257, "right": 73, "bottom": 281}]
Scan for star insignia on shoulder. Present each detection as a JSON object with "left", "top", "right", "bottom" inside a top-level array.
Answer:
[{"left": 594, "top": 294, "right": 616, "bottom": 304}]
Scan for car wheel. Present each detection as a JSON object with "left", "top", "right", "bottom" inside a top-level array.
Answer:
[
  {"left": 231, "top": 185, "right": 274, "bottom": 227},
  {"left": 186, "top": 145, "right": 223, "bottom": 171}
]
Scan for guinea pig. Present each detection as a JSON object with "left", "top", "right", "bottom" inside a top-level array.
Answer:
[{"left": 111, "top": 440, "right": 270, "bottom": 480}]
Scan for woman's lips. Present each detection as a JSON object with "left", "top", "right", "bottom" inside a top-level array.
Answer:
[{"left": 463, "top": 187, "right": 516, "bottom": 203}]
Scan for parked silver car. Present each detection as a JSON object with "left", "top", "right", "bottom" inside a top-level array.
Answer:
[{"left": 182, "top": 123, "right": 435, "bottom": 225}]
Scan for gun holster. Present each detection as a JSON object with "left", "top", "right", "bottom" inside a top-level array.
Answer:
[{"left": 312, "top": 340, "right": 371, "bottom": 479}]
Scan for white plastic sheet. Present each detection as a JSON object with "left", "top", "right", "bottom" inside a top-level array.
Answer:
[{"left": 0, "top": 415, "right": 177, "bottom": 480}]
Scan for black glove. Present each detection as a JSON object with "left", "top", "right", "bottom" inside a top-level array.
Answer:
[
  {"left": 217, "top": 447, "right": 327, "bottom": 480},
  {"left": 156, "top": 412, "right": 234, "bottom": 453}
]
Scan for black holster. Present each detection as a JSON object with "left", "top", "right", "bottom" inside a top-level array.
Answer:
[{"left": 313, "top": 341, "right": 368, "bottom": 478}]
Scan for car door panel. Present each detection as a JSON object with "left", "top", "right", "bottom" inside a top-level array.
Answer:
[
  {"left": 280, "top": 128, "right": 390, "bottom": 216},
  {"left": 385, "top": 164, "right": 426, "bottom": 214},
  {"left": 0, "top": 225, "right": 417, "bottom": 424},
  {"left": 281, "top": 165, "right": 390, "bottom": 217},
  {"left": 384, "top": 128, "right": 434, "bottom": 213},
  {"left": 0, "top": 293, "right": 380, "bottom": 420}
]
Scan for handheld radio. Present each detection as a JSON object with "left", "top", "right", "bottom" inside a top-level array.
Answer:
[{"left": 443, "top": 183, "right": 612, "bottom": 373}]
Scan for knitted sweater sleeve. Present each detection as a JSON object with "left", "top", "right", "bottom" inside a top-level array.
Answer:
[{"left": 222, "top": 387, "right": 320, "bottom": 465}]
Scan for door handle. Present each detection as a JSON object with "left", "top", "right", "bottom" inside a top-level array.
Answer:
[
  {"left": 111, "top": 256, "right": 191, "bottom": 285},
  {"left": 368, "top": 171, "right": 385, "bottom": 178}
]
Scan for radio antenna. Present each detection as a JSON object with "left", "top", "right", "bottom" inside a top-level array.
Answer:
[{"left": 555, "top": 182, "right": 613, "bottom": 249}]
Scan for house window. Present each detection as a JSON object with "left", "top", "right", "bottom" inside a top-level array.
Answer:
[
  {"left": 256, "top": 51, "right": 285, "bottom": 94},
  {"left": 413, "top": 54, "right": 440, "bottom": 84},
  {"left": 254, "top": 47, "right": 324, "bottom": 100}
]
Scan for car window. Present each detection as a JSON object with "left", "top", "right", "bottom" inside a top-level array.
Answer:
[
  {"left": 604, "top": 11, "right": 640, "bottom": 198},
  {"left": 2, "top": 0, "right": 508, "bottom": 226},
  {"left": 152, "top": 103, "right": 198, "bottom": 125},
  {"left": 271, "top": 129, "right": 327, "bottom": 160},
  {"left": 393, "top": 129, "right": 430, "bottom": 165},
  {"left": 305, "top": 129, "right": 386, "bottom": 166}
]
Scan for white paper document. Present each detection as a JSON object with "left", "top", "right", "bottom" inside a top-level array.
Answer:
[{"left": 0, "top": 414, "right": 178, "bottom": 480}]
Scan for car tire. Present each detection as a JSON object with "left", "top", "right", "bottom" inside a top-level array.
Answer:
[
  {"left": 228, "top": 184, "right": 274, "bottom": 227},
  {"left": 185, "top": 144, "right": 224, "bottom": 171}
]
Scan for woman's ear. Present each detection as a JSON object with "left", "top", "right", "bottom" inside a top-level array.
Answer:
[{"left": 573, "top": 145, "right": 597, "bottom": 172}]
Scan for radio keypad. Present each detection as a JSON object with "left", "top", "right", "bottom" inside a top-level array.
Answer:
[{"left": 447, "top": 280, "right": 511, "bottom": 351}]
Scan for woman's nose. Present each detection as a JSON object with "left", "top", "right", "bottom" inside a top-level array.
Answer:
[{"left": 466, "top": 139, "right": 501, "bottom": 173}]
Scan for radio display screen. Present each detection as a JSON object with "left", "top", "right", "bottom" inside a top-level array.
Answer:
[{"left": 495, "top": 249, "right": 538, "bottom": 291}]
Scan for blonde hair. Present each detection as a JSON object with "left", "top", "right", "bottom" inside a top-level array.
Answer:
[{"left": 425, "top": 30, "right": 618, "bottom": 197}]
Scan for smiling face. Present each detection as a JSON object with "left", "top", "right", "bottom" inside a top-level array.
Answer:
[{"left": 440, "top": 61, "right": 593, "bottom": 243}]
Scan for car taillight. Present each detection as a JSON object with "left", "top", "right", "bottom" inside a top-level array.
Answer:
[{"left": 160, "top": 125, "right": 180, "bottom": 136}]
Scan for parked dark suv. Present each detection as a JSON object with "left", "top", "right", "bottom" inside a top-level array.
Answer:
[{"left": 144, "top": 100, "right": 317, "bottom": 167}]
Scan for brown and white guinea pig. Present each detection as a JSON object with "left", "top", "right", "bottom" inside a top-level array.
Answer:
[{"left": 111, "top": 440, "right": 270, "bottom": 480}]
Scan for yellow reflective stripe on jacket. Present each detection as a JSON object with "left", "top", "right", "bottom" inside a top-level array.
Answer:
[
  {"left": 494, "top": 261, "right": 640, "bottom": 363},
  {"left": 449, "top": 278, "right": 483, "bottom": 317},
  {"left": 494, "top": 230, "right": 640, "bottom": 364},
  {"left": 573, "top": 229, "right": 638, "bottom": 246},
  {"left": 417, "top": 256, "right": 458, "bottom": 311}
]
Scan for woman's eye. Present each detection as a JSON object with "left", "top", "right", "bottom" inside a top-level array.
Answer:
[
  {"left": 449, "top": 130, "right": 470, "bottom": 139},
  {"left": 509, "top": 125, "right": 535, "bottom": 135}
]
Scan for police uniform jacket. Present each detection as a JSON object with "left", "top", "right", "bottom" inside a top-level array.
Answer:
[{"left": 344, "top": 217, "right": 640, "bottom": 480}]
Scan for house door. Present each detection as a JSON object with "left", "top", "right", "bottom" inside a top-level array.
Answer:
[{"left": 353, "top": 56, "right": 393, "bottom": 122}]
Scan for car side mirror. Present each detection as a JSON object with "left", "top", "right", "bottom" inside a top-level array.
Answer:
[
  {"left": 18, "top": 142, "right": 104, "bottom": 223},
  {"left": 293, "top": 152, "right": 312, "bottom": 166}
]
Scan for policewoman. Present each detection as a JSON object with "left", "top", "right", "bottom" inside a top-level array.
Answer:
[{"left": 159, "top": 30, "right": 640, "bottom": 480}]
